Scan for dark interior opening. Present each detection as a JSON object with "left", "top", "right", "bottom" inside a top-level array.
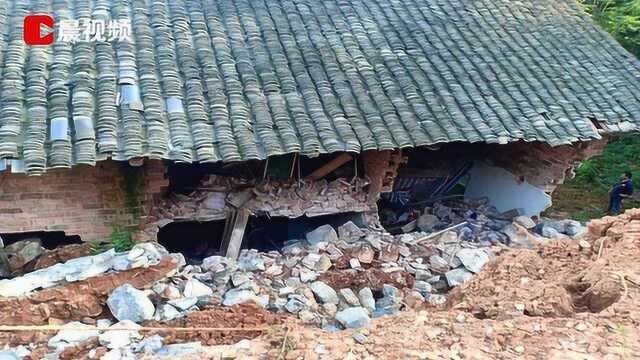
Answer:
[
  {"left": 0, "top": 231, "right": 82, "bottom": 250},
  {"left": 243, "top": 212, "right": 365, "bottom": 252},
  {"left": 157, "top": 220, "right": 226, "bottom": 264}
]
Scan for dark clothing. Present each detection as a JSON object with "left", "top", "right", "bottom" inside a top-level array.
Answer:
[{"left": 608, "top": 179, "right": 634, "bottom": 215}]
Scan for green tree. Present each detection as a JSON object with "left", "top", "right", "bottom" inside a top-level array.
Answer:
[{"left": 548, "top": 1, "right": 640, "bottom": 220}]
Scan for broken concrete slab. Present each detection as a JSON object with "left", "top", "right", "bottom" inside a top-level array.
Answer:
[{"left": 338, "top": 221, "right": 365, "bottom": 243}]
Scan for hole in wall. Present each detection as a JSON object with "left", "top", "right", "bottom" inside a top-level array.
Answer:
[
  {"left": 157, "top": 220, "right": 226, "bottom": 264},
  {"left": 0, "top": 231, "right": 82, "bottom": 250},
  {"left": 243, "top": 212, "right": 366, "bottom": 252}
]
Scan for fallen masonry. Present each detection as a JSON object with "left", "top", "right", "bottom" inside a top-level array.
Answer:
[{"left": 0, "top": 198, "right": 591, "bottom": 358}]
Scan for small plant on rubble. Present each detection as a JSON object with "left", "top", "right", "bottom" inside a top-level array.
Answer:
[
  {"left": 109, "top": 227, "right": 135, "bottom": 252},
  {"left": 89, "top": 228, "right": 135, "bottom": 254}
]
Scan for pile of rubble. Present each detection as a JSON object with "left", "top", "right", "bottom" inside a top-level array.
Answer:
[{"left": 0, "top": 198, "right": 583, "bottom": 359}]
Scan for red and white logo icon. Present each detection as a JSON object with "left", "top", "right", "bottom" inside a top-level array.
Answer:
[{"left": 24, "top": 14, "right": 54, "bottom": 45}]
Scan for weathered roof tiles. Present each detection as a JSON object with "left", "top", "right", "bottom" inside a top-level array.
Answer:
[{"left": 1, "top": 0, "right": 640, "bottom": 174}]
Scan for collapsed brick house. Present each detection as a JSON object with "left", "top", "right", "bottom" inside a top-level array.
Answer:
[{"left": 0, "top": 0, "right": 639, "bottom": 258}]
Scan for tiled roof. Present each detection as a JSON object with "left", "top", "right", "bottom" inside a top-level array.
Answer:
[{"left": 1, "top": 0, "right": 640, "bottom": 174}]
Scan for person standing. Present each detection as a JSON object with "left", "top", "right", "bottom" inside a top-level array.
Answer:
[{"left": 608, "top": 171, "right": 634, "bottom": 215}]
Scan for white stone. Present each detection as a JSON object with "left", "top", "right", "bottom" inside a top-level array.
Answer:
[
  {"left": 513, "top": 216, "right": 536, "bottom": 229},
  {"left": 107, "top": 284, "right": 155, "bottom": 323},
  {"left": 339, "top": 288, "right": 360, "bottom": 306},
  {"left": 445, "top": 268, "right": 474, "bottom": 287},
  {"left": 48, "top": 322, "right": 100, "bottom": 350},
  {"left": 99, "top": 320, "right": 142, "bottom": 349},
  {"left": 168, "top": 297, "right": 198, "bottom": 311},
  {"left": 183, "top": 279, "right": 213, "bottom": 298},
  {"left": 222, "top": 288, "right": 263, "bottom": 307},
  {"left": 310, "top": 281, "right": 339, "bottom": 304},
  {"left": 357, "top": 287, "right": 375, "bottom": 312},
  {"left": 335, "top": 307, "right": 370, "bottom": 329},
  {"left": 306, "top": 225, "right": 338, "bottom": 245},
  {"left": 455, "top": 248, "right": 490, "bottom": 273}
]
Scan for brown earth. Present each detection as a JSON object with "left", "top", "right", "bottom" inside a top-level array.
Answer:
[
  {"left": 145, "top": 303, "right": 283, "bottom": 346},
  {"left": 318, "top": 267, "right": 414, "bottom": 293}
]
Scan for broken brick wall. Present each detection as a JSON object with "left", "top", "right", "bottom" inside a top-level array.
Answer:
[
  {"left": 139, "top": 150, "right": 404, "bottom": 241},
  {"left": 0, "top": 160, "right": 167, "bottom": 242},
  {"left": 487, "top": 139, "right": 608, "bottom": 193}
]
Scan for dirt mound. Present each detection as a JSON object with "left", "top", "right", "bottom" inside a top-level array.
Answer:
[
  {"left": 145, "top": 303, "right": 283, "bottom": 346},
  {"left": 448, "top": 211, "right": 640, "bottom": 320}
]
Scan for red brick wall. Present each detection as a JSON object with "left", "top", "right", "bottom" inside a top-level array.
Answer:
[{"left": 0, "top": 160, "right": 167, "bottom": 242}]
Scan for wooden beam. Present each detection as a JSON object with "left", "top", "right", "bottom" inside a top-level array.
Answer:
[
  {"left": 305, "top": 153, "right": 353, "bottom": 181},
  {"left": 221, "top": 209, "right": 250, "bottom": 260}
]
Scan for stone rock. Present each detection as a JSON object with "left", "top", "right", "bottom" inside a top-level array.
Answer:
[
  {"left": 156, "top": 304, "right": 182, "bottom": 321},
  {"left": 541, "top": 225, "right": 563, "bottom": 239},
  {"left": 413, "top": 280, "right": 433, "bottom": 295},
  {"left": 168, "top": 297, "right": 198, "bottom": 311},
  {"left": 237, "top": 250, "right": 265, "bottom": 271},
  {"left": 155, "top": 342, "right": 202, "bottom": 357},
  {"left": 445, "top": 268, "right": 474, "bottom": 287},
  {"left": 5, "top": 239, "right": 44, "bottom": 271},
  {"left": 0, "top": 351, "right": 19, "bottom": 360},
  {"left": 299, "top": 268, "right": 318, "bottom": 283},
  {"left": 183, "top": 279, "right": 213, "bottom": 298},
  {"left": 201, "top": 256, "right": 236, "bottom": 273},
  {"left": 301, "top": 253, "right": 321, "bottom": 269},
  {"left": 99, "top": 320, "right": 142, "bottom": 349},
  {"left": 417, "top": 213, "right": 439, "bottom": 232},
  {"left": 455, "top": 248, "right": 490, "bottom": 273},
  {"left": 349, "top": 258, "right": 361, "bottom": 269},
  {"left": 222, "top": 288, "right": 261, "bottom": 307},
  {"left": 414, "top": 269, "right": 432, "bottom": 281},
  {"left": 322, "top": 303, "right": 338, "bottom": 317},
  {"left": 298, "top": 310, "right": 318, "bottom": 324},
  {"left": 107, "top": 284, "right": 155, "bottom": 323},
  {"left": 358, "top": 287, "right": 376, "bottom": 312},
  {"left": 264, "top": 264, "right": 283, "bottom": 276},
  {"left": 306, "top": 225, "right": 338, "bottom": 245},
  {"left": 352, "top": 332, "right": 368, "bottom": 344},
  {"left": 502, "top": 223, "right": 538, "bottom": 249},
  {"left": 161, "top": 285, "right": 181, "bottom": 300},
  {"left": 378, "top": 245, "right": 399, "bottom": 263},
  {"left": 382, "top": 284, "right": 399, "bottom": 298},
  {"left": 339, "top": 288, "right": 360, "bottom": 306},
  {"left": 310, "top": 281, "right": 339, "bottom": 304},
  {"left": 132, "top": 334, "right": 163, "bottom": 354},
  {"left": 285, "top": 294, "right": 308, "bottom": 313},
  {"left": 48, "top": 322, "right": 100, "bottom": 349},
  {"left": 356, "top": 245, "right": 375, "bottom": 264},
  {"left": 335, "top": 307, "right": 370, "bottom": 329},
  {"left": 429, "top": 255, "right": 450, "bottom": 273},
  {"left": 231, "top": 272, "right": 250, "bottom": 287},
  {"left": 398, "top": 234, "right": 414, "bottom": 244},
  {"left": 315, "top": 254, "right": 332, "bottom": 272},
  {"left": 404, "top": 291, "right": 425, "bottom": 309},
  {"left": 338, "top": 221, "right": 365, "bottom": 243},
  {"left": 514, "top": 216, "right": 536, "bottom": 229},
  {"left": 426, "top": 294, "right": 447, "bottom": 306}
]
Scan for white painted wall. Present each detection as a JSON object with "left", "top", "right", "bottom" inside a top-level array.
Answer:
[{"left": 464, "top": 162, "right": 552, "bottom": 216}]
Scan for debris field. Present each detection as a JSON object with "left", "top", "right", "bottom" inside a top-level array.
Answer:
[{"left": 0, "top": 200, "right": 638, "bottom": 359}]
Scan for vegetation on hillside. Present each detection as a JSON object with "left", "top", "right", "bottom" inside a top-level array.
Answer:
[{"left": 548, "top": 0, "right": 640, "bottom": 220}]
